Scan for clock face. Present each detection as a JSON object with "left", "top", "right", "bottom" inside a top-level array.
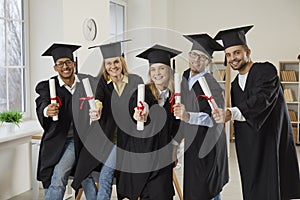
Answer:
[{"left": 83, "top": 18, "right": 97, "bottom": 41}]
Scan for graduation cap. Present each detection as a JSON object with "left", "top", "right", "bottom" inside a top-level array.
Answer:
[
  {"left": 183, "top": 33, "right": 224, "bottom": 57},
  {"left": 88, "top": 39, "right": 131, "bottom": 59},
  {"left": 136, "top": 44, "right": 182, "bottom": 67},
  {"left": 214, "top": 25, "right": 254, "bottom": 49},
  {"left": 41, "top": 43, "right": 81, "bottom": 62}
]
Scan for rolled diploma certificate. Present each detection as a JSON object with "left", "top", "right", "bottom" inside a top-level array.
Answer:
[
  {"left": 174, "top": 72, "right": 181, "bottom": 119},
  {"left": 82, "top": 78, "right": 96, "bottom": 110},
  {"left": 137, "top": 84, "right": 145, "bottom": 131},
  {"left": 198, "top": 76, "right": 218, "bottom": 110},
  {"left": 49, "top": 79, "right": 58, "bottom": 121}
]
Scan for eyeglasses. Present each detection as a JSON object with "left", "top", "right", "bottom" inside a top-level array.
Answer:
[
  {"left": 188, "top": 51, "right": 209, "bottom": 61},
  {"left": 55, "top": 60, "right": 73, "bottom": 68}
]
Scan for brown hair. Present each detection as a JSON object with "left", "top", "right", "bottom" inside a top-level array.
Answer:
[{"left": 100, "top": 56, "right": 130, "bottom": 82}]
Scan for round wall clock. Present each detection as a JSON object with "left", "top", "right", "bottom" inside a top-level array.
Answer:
[{"left": 83, "top": 18, "right": 97, "bottom": 41}]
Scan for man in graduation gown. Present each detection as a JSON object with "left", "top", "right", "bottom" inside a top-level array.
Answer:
[
  {"left": 173, "top": 34, "right": 229, "bottom": 200},
  {"left": 35, "top": 43, "right": 97, "bottom": 199},
  {"left": 213, "top": 25, "right": 300, "bottom": 200}
]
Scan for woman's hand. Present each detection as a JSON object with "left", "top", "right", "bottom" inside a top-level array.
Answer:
[
  {"left": 133, "top": 102, "right": 149, "bottom": 122},
  {"left": 89, "top": 107, "right": 101, "bottom": 121},
  {"left": 173, "top": 103, "right": 190, "bottom": 122}
]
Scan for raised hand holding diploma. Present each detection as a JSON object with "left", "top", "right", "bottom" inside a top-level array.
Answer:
[
  {"left": 137, "top": 84, "right": 145, "bottom": 130},
  {"left": 212, "top": 108, "right": 226, "bottom": 123},
  {"left": 49, "top": 79, "right": 58, "bottom": 121}
]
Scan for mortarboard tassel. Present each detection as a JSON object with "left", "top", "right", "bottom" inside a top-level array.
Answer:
[
  {"left": 223, "top": 56, "right": 227, "bottom": 66},
  {"left": 75, "top": 53, "right": 78, "bottom": 74},
  {"left": 173, "top": 58, "right": 176, "bottom": 71}
]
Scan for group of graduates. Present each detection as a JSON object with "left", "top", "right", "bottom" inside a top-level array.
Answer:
[{"left": 35, "top": 24, "right": 300, "bottom": 200}]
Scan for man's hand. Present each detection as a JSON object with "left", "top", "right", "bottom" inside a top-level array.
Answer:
[
  {"left": 173, "top": 103, "right": 190, "bottom": 122},
  {"left": 46, "top": 103, "right": 60, "bottom": 117},
  {"left": 212, "top": 108, "right": 231, "bottom": 123}
]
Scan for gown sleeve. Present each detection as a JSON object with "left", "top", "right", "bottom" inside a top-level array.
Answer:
[
  {"left": 35, "top": 81, "right": 52, "bottom": 129},
  {"left": 236, "top": 62, "right": 281, "bottom": 131},
  {"left": 95, "top": 75, "right": 106, "bottom": 102}
]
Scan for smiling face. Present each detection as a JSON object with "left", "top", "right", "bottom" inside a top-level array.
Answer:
[
  {"left": 54, "top": 57, "right": 75, "bottom": 80},
  {"left": 149, "top": 63, "right": 170, "bottom": 91},
  {"left": 225, "top": 45, "right": 251, "bottom": 73},
  {"left": 104, "top": 56, "right": 123, "bottom": 78},
  {"left": 188, "top": 49, "right": 210, "bottom": 77}
]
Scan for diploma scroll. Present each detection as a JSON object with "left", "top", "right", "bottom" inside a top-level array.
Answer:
[
  {"left": 82, "top": 78, "right": 97, "bottom": 110},
  {"left": 49, "top": 79, "right": 58, "bottom": 121},
  {"left": 137, "top": 84, "right": 145, "bottom": 131},
  {"left": 198, "top": 76, "right": 218, "bottom": 110},
  {"left": 174, "top": 72, "right": 181, "bottom": 119}
]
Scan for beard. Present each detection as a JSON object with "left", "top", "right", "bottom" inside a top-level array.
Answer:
[
  {"left": 230, "top": 59, "right": 248, "bottom": 71},
  {"left": 189, "top": 61, "right": 204, "bottom": 75}
]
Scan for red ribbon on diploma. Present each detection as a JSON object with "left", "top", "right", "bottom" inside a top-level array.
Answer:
[
  {"left": 195, "top": 94, "right": 217, "bottom": 110},
  {"left": 50, "top": 96, "right": 62, "bottom": 107},
  {"left": 79, "top": 96, "right": 94, "bottom": 110},
  {"left": 169, "top": 93, "right": 181, "bottom": 113},
  {"left": 137, "top": 101, "right": 144, "bottom": 116}
]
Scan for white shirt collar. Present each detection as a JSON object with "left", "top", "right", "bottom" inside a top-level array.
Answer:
[
  {"left": 158, "top": 88, "right": 169, "bottom": 99},
  {"left": 188, "top": 69, "right": 208, "bottom": 90},
  {"left": 57, "top": 75, "right": 80, "bottom": 94},
  {"left": 157, "top": 88, "right": 169, "bottom": 107},
  {"left": 57, "top": 75, "right": 80, "bottom": 87}
]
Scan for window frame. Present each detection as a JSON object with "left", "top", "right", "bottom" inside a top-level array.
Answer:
[
  {"left": 110, "top": 0, "right": 127, "bottom": 40},
  {"left": 0, "top": 0, "right": 30, "bottom": 118}
]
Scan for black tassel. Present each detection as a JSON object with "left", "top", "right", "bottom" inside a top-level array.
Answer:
[
  {"left": 75, "top": 55, "right": 78, "bottom": 74},
  {"left": 223, "top": 56, "right": 227, "bottom": 66},
  {"left": 173, "top": 59, "right": 176, "bottom": 71}
]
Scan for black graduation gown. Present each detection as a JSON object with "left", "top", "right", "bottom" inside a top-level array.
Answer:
[
  {"left": 231, "top": 62, "right": 300, "bottom": 200},
  {"left": 35, "top": 73, "right": 96, "bottom": 188},
  {"left": 71, "top": 74, "right": 144, "bottom": 190},
  {"left": 116, "top": 85, "right": 180, "bottom": 200},
  {"left": 181, "top": 69, "right": 229, "bottom": 200}
]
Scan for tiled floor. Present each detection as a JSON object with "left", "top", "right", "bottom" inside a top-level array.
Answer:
[{"left": 9, "top": 143, "right": 300, "bottom": 200}]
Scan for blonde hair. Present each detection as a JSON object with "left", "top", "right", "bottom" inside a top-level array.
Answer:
[
  {"left": 146, "top": 64, "right": 174, "bottom": 101},
  {"left": 100, "top": 56, "right": 129, "bottom": 81}
]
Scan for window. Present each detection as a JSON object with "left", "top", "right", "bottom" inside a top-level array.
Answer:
[
  {"left": 110, "top": 0, "right": 126, "bottom": 41},
  {"left": 0, "top": 0, "right": 27, "bottom": 113}
]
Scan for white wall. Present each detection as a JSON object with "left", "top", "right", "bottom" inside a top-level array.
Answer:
[
  {"left": 62, "top": 0, "right": 110, "bottom": 74},
  {"left": 171, "top": 0, "right": 300, "bottom": 64},
  {"left": 29, "top": 0, "right": 111, "bottom": 118},
  {"left": 126, "top": 0, "right": 189, "bottom": 81},
  {"left": 125, "top": 0, "right": 300, "bottom": 83}
]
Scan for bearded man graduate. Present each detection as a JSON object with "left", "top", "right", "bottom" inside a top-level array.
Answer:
[{"left": 213, "top": 25, "right": 300, "bottom": 200}]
